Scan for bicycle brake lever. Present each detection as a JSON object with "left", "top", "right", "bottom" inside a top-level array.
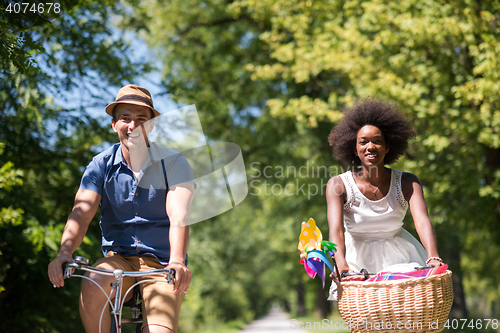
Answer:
[
  {"left": 341, "top": 271, "right": 368, "bottom": 279},
  {"left": 167, "top": 269, "right": 176, "bottom": 285},
  {"left": 415, "top": 265, "right": 435, "bottom": 270},
  {"left": 62, "top": 261, "right": 76, "bottom": 279}
]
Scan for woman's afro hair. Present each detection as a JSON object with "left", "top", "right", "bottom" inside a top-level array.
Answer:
[{"left": 328, "top": 98, "right": 416, "bottom": 165}]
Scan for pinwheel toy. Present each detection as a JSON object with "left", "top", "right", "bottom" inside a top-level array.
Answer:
[{"left": 297, "top": 218, "right": 339, "bottom": 287}]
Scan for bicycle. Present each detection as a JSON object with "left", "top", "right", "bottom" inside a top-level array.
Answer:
[{"left": 63, "top": 256, "right": 175, "bottom": 333}]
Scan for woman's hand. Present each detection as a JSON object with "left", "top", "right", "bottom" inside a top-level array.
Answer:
[
  {"left": 427, "top": 259, "right": 445, "bottom": 267},
  {"left": 330, "top": 262, "right": 352, "bottom": 282}
]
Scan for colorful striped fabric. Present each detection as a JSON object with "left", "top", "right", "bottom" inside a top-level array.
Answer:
[{"left": 365, "top": 265, "right": 448, "bottom": 282}]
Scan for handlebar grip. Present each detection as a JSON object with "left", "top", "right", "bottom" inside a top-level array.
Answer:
[
  {"left": 340, "top": 270, "right": 370, "bottom": 281},
  {"left": 62, "top": 262, "right": 73, "bottom": 279},
  {"left": 167, "top": 269, "right": 176, "bottom": 285}
]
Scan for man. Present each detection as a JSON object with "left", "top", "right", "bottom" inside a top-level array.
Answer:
[{"left": 48, "top": 84, "right": 195, "bottom": 333}]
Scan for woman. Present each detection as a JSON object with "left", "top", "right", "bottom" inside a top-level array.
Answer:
[{"left": 326, "top": 98, "right": 444, "bottom": 298}]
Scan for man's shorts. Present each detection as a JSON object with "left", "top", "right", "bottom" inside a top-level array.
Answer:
[{"left": 93, "top": 251, "right": 184, "bottom": 332}]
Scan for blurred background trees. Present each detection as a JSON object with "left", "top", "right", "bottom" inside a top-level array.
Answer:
[
  {"left": 0, "top": 0, "right": 149, "bottom": 331},
  {"left": 1, "top": 0, "right": 499, "bottom": 331}
]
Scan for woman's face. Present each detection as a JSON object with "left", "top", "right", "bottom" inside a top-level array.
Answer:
[{"left": 355, "top": 125, "right": 389, "bottom": 167}]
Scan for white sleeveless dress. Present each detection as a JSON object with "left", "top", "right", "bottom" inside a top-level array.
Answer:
[{"left": 328, "top": 169, "right": 427, "bottom": 300}]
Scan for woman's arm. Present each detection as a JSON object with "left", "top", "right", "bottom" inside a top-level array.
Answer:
[
  {"left": 402, "top": 172, "right": 444, "bottom": 266},
  {"left": 326, "top": 176, "right": 351, "bottom": 275}
]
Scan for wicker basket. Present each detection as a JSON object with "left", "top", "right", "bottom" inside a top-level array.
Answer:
[{"left": 337, "top": 270, "right": 454, "bottom": 333}]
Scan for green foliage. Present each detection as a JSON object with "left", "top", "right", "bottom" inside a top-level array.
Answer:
[
  {"left": 0, "top": 143, "right": 24, "bottom": 296},
  {"left": 122, "top": 0, "right": 344, "bottom": 325},
  {"left": 0, "top": 1, "right": 152, "bottom": 331},
  {"left": 126, "top": 0, "right": 500, "bottom": 325},
  {"left": 2, "top": 0, "right": 499, "bottom": 330}
]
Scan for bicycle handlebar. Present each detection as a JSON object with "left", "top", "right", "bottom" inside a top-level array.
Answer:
[
  {"left": 337, "top": 265, "right": 437, "bottom": 281},
  {"left": 62, "top": 256, "right": 176, "bottom": 285},
  {"left": 341, "top": 269, "right": 370, "bottom": 279}
]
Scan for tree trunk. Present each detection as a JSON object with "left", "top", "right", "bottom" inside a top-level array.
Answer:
[
  {"left": 297, "top": 279, "right": 306, "bottom": 316},
  {"left": 440, "top": 230, "right": 468, "bottom": 319},
  {"left": 316, "top": 282, "right": 331, "bottom": 318}
]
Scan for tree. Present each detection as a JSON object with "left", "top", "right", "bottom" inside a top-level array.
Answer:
[
  {"left": 0, "top": 142, "right": 24, "bottom": 295},
  {"left": 0, "top": 1, "right": 151, "bottom": 330},
  {"left": 128, "top": 0, "right": 500, "bottom": 324},
  {"left": 122, "top": 0, "right": 348, "bottom": 323}
]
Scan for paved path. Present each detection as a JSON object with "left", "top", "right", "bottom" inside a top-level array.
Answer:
[{"left": 238, "top": 308, "right": 308, "bottom": 333}]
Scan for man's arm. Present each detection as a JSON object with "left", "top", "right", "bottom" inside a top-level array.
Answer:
[
  {"left": 166, "top": 182, "right": 194, "bottom": 294},
  {"left": 48, "top": 189, "right": 101, "bottom": 287}
]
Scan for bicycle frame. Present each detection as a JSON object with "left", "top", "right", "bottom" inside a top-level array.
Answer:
[{"left": 63, "top": 256, "right": 175, "bottom": 333}]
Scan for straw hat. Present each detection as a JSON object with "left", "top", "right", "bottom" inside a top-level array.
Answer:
[{"left": 105, "top": 84, "right": 160, "bottom": 117}]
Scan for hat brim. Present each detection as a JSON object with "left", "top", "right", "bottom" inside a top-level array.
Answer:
[{"left": 105, "top": 101, "right": 161, "bottom": 118}]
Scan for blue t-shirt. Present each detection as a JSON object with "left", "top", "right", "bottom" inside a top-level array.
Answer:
[{"left": 79, "top": 142, "right": 195, "bottom": 264}]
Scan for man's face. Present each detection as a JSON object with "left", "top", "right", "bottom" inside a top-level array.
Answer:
[{"left": 111, "top": 104, "right": 154, "bottom": 151}]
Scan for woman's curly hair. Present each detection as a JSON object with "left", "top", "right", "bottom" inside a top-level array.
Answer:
[{"left": 328, "top": 98, "right": 416, "bottom": 165}]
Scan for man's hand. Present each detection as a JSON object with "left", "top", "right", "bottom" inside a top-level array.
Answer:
[
  {"left": 48, "top": 253, "right": 73, "bottom": 288},
  {"left": 166, "top": 262, "right": 191, "bottom": 294}
]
